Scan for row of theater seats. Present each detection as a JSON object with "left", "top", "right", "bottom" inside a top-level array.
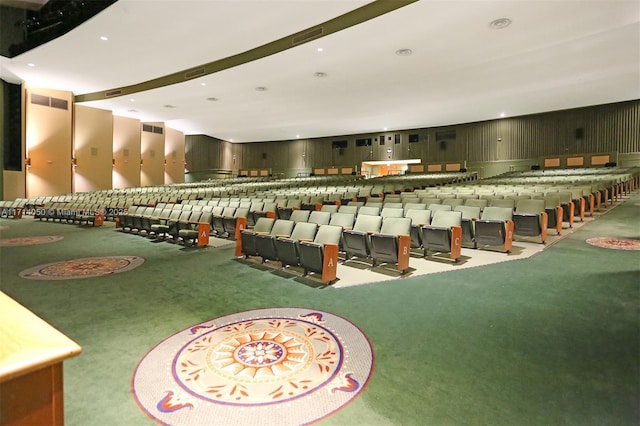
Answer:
[{"left": 234, "top": 196, "right": 559, "bottom": 284}]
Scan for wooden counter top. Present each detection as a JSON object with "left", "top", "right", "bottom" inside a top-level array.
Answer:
[{"left": 0, "top": 291, "right": 82, "bottom": 383}]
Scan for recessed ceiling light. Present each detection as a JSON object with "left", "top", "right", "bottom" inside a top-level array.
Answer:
[
  {"left": 383, "top": 127, "right": 388, "bottom": 131},
  {"left": 99, "top": 36, "right": 108, "bottom": 41},
  {"left": 255, "top": 86, "right": 268, "bottom": 92},
  {"left": 500, "top": 112, "right": 506, "bottom": 117},
  {"left": 229, "top": 139, "right": 234, "bottom": 142},
  {"left": 395, "top": 48, "right": 413, "bottom": 56},
  {"left": 296, "top": 134, "right": 300, "bottom": 138},
  {"left": 313, "top": 72, "right": 327, "bottom": 78},
  {"left": 317, "top": 47, "right": 324, "bottom": 52},
  {"left": 27, "top": 63, "right": 35, "bottom": 67},
  {"left": 129, "top": 98, "right": 135, "bottom": 102},
  {"left": 206, "top": 97, "right": 219, "bottom": 102},
  {"left": 201, "top": 82, "right": 206, "bottom": 86},
  {"left": 489, "top": 18, "right": 512, "bottom": 30},
  {"left": 164, "top": 104, "right": 176, "bottom": 108}
]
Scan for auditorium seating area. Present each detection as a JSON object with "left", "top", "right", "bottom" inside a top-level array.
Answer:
[{"left": 4, "top": 167, "right": 638, "bottom": 285}]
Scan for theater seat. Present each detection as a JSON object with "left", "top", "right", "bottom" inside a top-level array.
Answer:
[
  {"left": 369, "top": 217, "right": 412, "bottom": 273},
  {"left": 178, "top": 212, "right": 213, "bottom": 247},
  {"left": 404, "top": 209, "right": 432, "bottom": 249},
  {"left": 297, "top": 225, "right": 343, "bottom": 284},
  {"left": 254, "top": 219, "right": 296, "bottom": 262},
  {"left": 274, "top": 222, "right": 319, "bottom": 268},
  {"left": 240, "top": 217, "right": 275, "bottom": 258},
  {"left": 474, "top": 206, "right": 514, "bottom": 253},
  {"left": 421, "top": 210, "right": 463, "bottom": 262},
  {"left": 342, "top": 214, "right": 383, "bottom": 262},
  {"left": 454, "top": 205, "right": 481, "bottom": 248},
  {"left": 513, "top": 199, "right": 548, "bottom": 244}
]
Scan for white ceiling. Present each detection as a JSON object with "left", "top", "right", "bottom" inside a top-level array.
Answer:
[{"left": 1, "top": 0, "right": 639, "bottom": 142}]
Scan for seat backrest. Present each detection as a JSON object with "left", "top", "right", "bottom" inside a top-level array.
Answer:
[
  {"left": 222, "top": 206, "right": 237, "bottom": 217},
  {"left": 541, "top": 195, "right": 561, "bottom": 209},
  {"left": 430, "top": 210, "right": 462, "bottom": 228},
  {"left": 352, "top": 214, "right": 383, "bottom": 233},
  {"left": 488, "top": 198, "right": 516, "bottom": 209},
  {"left": 380, "top": 207, "right": 404, "bottom": 218},
  {"left": 178, "top": 210, "right": 192, "bottom": 221},
  {"left": 308, "top": 211, "right": 331, "bottom": 225},
  {"left": 442, "top": 198, "right": 464, "bottom": 207},
  {"left": 329, "top": 212, "right": 355, "bottom": 229},
  {"left": 188, "top": 211, "right": 203, "bottom": 222},
  {"left": 480, "top": 206, "right": 513, "bottom": 221},
  {"left": 270, "top": 219, "right": 295, "bottom": 237},
  {"left": 428, "top": 204, "right": 452, "bottom": 212},
  {"left": 253, "top": 217, "right": 276, "bottom": 233},
  {"left": 313, "top": 225, "right": 343, "bottom": 245},
  {"left": 250, "top": 201, "right": 264, "bottom": 211},
  {"left": 403, "top": 203, "right": 426, "bottom": 214},
  {"left": 405, "top": 209, "right": 432, "bottom": 226},
  {"left": 234, "top": 207, "right": 250, "bottom": 218},
  {"left": 320, "top": 204, "right": 339, "bottom": 214},
  {"left": 464, "top": 198, "right": 488, "bottom": 209},
  {"left": 379, "top": 217, "right": 411, "bottom": 235},
  {"left": 383, "top": 202, "right": 403, "bottom": 209},
  {"left": 199, "top": 212, "right": 213, "bottom": 224},
  {"left": 338, "top": 205, "right": 359, "bottom": 214},
  {"left": 211, "top": 206, "right": 225, "bottom": 216},
  {"left": 420, "top": 197, "right": 441, "bottom": 205},
  {"left": 289, "top": 209, "right": 311, "bottom": 222},
  {"left": 515, "top": 199, "right": 545, "bottom": 214},
  {"left": 454, "top": 205, "right": 481, "bottom": 220},
  {"left": 358, "top": 206, "right": 380, "bottom": 216},
  {"left": 286, "top": 199, "right": 302, "bottom": 208},
  {"left": 289, "top": 222, "right": 318, "bottom": 241}
]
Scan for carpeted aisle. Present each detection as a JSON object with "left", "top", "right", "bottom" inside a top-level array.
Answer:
[{"left": 0, "top": 192, "right": 638, "bottom": 426}]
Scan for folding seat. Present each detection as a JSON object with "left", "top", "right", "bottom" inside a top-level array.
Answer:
[
  {"left": 550, "top": 191, "right": 575, "bottom": 227},
  {"left": 329, "top": 212, "right": 356, "bottom": 232},
  {"left": 383, "top": 202, "right": 403, "bottom": 209},
  {"left": 369, "top": 217, "right": 412, "bottom": 272},
  {"left": 428, "top": 204, "right": 452, "bottom": 213},
  {"left": 456, "top": 193, "right": 479, "bottom": 200},
  {"left": 149, "top": 208, "right": 181, "bottom": 239},
  {"left": 253, "top": 219, "right": 296, "bottom": 262},
  {"left": 289, "top": 209, "right": 311, "bottom": 223},
  {"left": 301, "top": 196, "right": 325, "bottom": 211},
  {"left": 297, "top": 225, "right": 344, "bottom": 284},
  {"left": 162, "top": 210, "right": 194, "bottom": 242},
  {"left": 251, "top": 202, "right": 277, "bottom": 225},
  {"left": 454, "top": 205, "right": 481, "bottom": 248},
  {"left": 421, "top": 210, "right": 463, "bottom": 262},
  {"left": 341, "top": 191, "right": 358, "bottom": 205},
  {"left": 212, "top": 206, "right": 236, "bottom": 237},
  {"left": 308, "top": 211, "right": 331, "bottom": 226},
  {"left": 380, "top": 207, "right": 404, "bottom": 219},
  {"left": 273, "top": 222, "right": 319, "bottom": 268},
  {"left": 240, "top": 217, "right": 276, "bottom": 258},
  {"left": 405, "top": 209, "right": 432, "bottom": 249},
  {"left": 223, "top": 207, "right": 250, "bottom": 239},
  {"left": 246, "top": 201, "right": 264, "bottom": 227},
  {"left": 177, "top": 212, "right": 213, "bottom": 247},
  {"left": 474, "top": 207, "right": 514, "bottom": 253},
  {"left": 568, "top": 188, "right": 587, "bottom": 221},
  {"left": 131, "top": 206, "right": 155, "bottom": 233},
  {"left": 342, "top": 214, "right": 383, "bottom": 261},
  {"left": 513, "top": 199, "right": 548, "bottom": 244},
  {"left": 437, "top": 193, "right": 457, "bottom": 200}
]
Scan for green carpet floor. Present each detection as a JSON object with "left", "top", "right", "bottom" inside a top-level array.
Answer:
[{"left": 1, "top": 193, "right": 638, "bottom": 426}]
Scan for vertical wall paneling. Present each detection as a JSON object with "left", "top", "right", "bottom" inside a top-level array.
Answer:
[
  {"left": 164, "top": 127, "right": 185, "bottom": 184},
  {"left": 140, "top": 122, "right": 164, "bottom": 187},
  {"left": 73, "top": 105, "right": 113, "bottom": 192},
  {"left": 25, "top": 87, "right": 73, "bottom": 197},
  {"left": 112, "top": 115, "right": 141, "bottom": 189}
]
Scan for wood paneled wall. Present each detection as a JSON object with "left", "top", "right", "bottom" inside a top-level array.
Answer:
[{"left": 73, "top": 105, "right": 113, "bottom": 192}]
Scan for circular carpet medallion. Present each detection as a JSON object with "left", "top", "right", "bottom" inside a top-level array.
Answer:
[
  {"left": 0, "top": 235, "right": 63, "bottom": 246},
  {"left": 19, "top": 255, "right": 144, "bottom": 280},
  {"left": 586, "top": 237, "right": 640, "bottom": 251},
  {"left": 132, "top": 307, "right": 374, "bottom": 425}
]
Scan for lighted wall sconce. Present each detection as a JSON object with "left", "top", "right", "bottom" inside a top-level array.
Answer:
[
  {"left": 24, "top": 157, "right": 31, "bottom": 167},
  {"left": 71, "top": 157, "right": 78, "bottom": 167}
]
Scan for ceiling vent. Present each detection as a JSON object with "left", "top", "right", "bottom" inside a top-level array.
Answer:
[
  {"left": 184, "top": 68, "right": 205, "bottom": 80},
  {"left": 105, "top": 89, "right": 122, "bottom": 97},
  {"left": 292, "top": 27, "right": 324, "bottom": 46}
]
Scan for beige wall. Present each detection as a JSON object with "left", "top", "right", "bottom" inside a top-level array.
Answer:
[
  {"left": 113, "top": 115, "right": 141, "bottom": 189},
  {"left": 140, "top": 122, "right": 165, "bottom": 187},
  {"left": 73, "top": 105, "right": 113, "bottom": 193},
  {"left": 3, "top": 171, "right": 25, "bottom": 200},
  {"left": 25, "top": 87, "right": 73, "bottom": 197},
  {"left": 164, "top": 127, "right": 185, "bottom": 184}
]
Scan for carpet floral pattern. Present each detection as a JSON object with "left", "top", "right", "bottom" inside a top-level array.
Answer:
[
  {"left": 0, "top": 235, "right": 63, "bottom": 246},
  {"left": 585, "top": 237, "right": 640, "bottom": 250},
  {"left": 132, "top": 307, "right": 374, "bottom": 425},
  {"left": 19, "top": 256, "right": 144, "bottom": 280}
]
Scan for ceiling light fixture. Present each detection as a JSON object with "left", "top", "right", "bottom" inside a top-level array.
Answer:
[
  {"left": 489, "top": 18, "right": 512, "bottom": 30},
  {"left": 164, "top": 104, "right": 176, "bottom": 108},
  {"left": 201, "top": 82, "right": 206, "bottom": 86},
  {"left": 317, "top": 47, "right": 323, "bottom": 52},
  {"left": 255, "top": 86, "right": 268, "bottom": 92},
  {"left": 395, "top": 48, "right": 413, "bottom": 56},
  {"left": 127, "top": 109, "right": 137, "bottom": 113},
  {"left": 206, "top": 97, "right": 219, "bottom": 102},
  {"left": 27, "top": 63, "right": 35, "bottom": 67},
  {"left": 500, "top": 112, "right": 506, "bottom": 118},
  {"left": 313, "top": 72, "right": 327, "bottom": 78},
  {"left": 99, "top": 36, "right": 108, "bottom": 41}
]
